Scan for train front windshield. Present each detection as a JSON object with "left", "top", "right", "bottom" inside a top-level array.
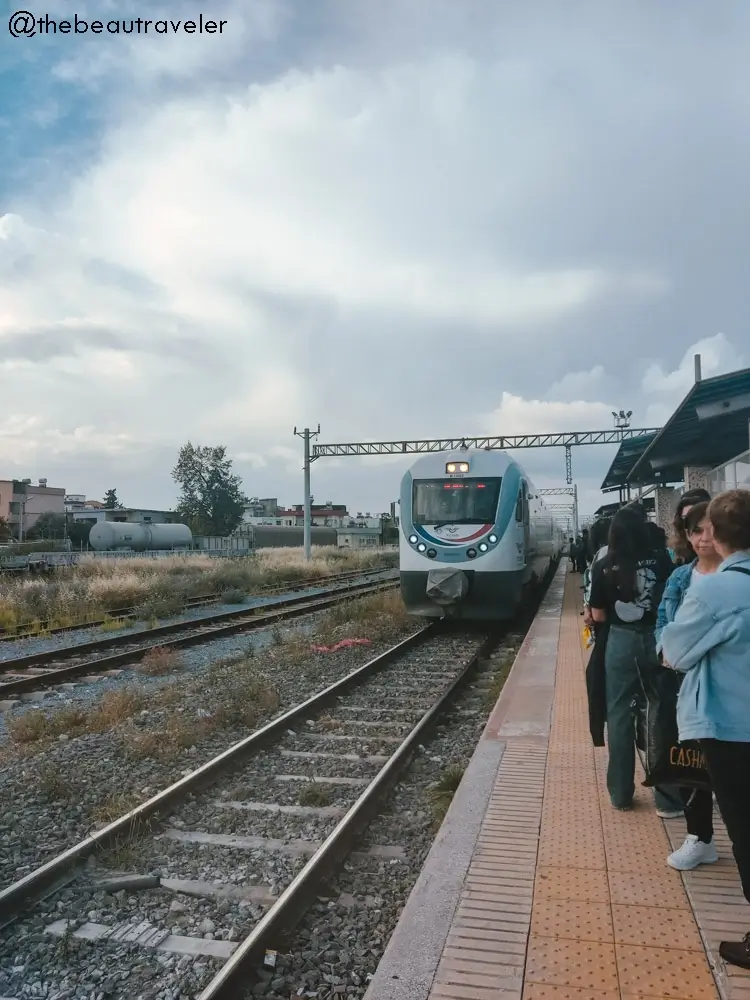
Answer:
[{"left": 412, "top": 478, "right": 502, "bottom": 525}]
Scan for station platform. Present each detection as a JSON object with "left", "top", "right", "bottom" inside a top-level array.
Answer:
[{"left": 365, "top": 563, "right": 750, "bottom": 1000}]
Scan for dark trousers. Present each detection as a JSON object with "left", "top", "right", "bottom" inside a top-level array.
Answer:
[
  {"left": 702, "top": 739, "right": 750, "bottom": 905},
  {"left": 604, "top": 625, "right": 682, "bottom": 812},
  {"left": 680, "top": 786, "right": 714, "bottom": 844}
]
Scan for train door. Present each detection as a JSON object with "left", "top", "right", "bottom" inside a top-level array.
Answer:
[
  {"left": 514, "top": 482, "right": 528, "bottom": 570},
  {"left": 521, "top": 480, "right": 531, "bottom": 557}
]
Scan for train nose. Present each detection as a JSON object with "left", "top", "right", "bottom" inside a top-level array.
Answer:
[{"left": 426, "top": 567, "right": 469, "bottom": 606}]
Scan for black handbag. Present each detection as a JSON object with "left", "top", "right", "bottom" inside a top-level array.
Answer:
[{"left": 635, "top": 661, "right": 711, "bottom": 790}]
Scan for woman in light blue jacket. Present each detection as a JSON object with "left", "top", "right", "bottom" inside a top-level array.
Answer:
[
  {"left": 661, "top": 489, "right": 750, "bottom": 971},
  {"left": 654, "top": 501, "right": 722, "bottom": 870}
]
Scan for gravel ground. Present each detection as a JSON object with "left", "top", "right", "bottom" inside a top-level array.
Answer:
[
  {"left": 243, "top": 632, "right": 529, "bottom": 1000},
  {"left": 0, "top": 569, "right": 396, "bottom": 663},
  {"left": 0, "top": 605, "right": 417, "bottom": 893},
  {"left": 0, "top": 578, "right": 399, "bottom": 740},
  {"left": 0, "top": 625, "right": 516, "bottom": 1000}
]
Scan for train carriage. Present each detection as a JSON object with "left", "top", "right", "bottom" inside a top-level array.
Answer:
[{"left": 399, "top": 449, "right": 564, "bottom": 620}]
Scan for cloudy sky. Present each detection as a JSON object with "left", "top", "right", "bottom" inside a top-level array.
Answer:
[{"left": 1, "top": 1, "right": 748, "bottom": 521}]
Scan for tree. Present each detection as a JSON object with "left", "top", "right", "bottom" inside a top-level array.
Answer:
[
  {"left": 0, "top": 516, "right": 11, "bottom": 541},
  {"left": 103, "top": 489, "right": 122, "bottom": 509},
  {"left": 172, "top": 442, "right": 247, "bottom": 536},
  {"left": 67, "top": 519, "right": 92, "bottom": 550},
  {"left": 25, "top": 512, "right": 67, "bottom": 541}
]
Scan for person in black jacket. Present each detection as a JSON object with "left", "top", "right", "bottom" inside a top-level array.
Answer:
[{"left": 589, "top": 507, "right": 680, "bottom": 813}]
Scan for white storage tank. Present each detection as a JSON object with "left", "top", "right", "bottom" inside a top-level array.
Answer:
[{"left": 89, "top": 522, "right": 193, "bottom": 552}]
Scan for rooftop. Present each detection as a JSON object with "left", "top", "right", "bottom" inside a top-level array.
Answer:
[
  {"left": 599, "top": 431, "right": 659, "bottom": 491},
  {"left": 627, "top": 366, "right": 750, "bottom": 485}
]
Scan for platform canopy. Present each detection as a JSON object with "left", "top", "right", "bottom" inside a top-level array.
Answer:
[
  {"left": 593, "top": 497, "right": 656, "bottom": 519},
  {"left": 599, "top": 432, "right": 659, "bottom": 491},
  {"left": 626, "top": 367, "right": 750, "bottom": 486}
]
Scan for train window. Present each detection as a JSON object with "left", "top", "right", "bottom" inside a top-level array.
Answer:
[
  {"left": 412, "top": 478, "right": 502, "bottom": 525},
  {"left": 515, "top": 488, "right": 524, "bottom": 522}
]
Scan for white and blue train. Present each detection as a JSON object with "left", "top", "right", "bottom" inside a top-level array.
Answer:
[{"left": 399, "top": 449, "right": 565, "bottom": 621}]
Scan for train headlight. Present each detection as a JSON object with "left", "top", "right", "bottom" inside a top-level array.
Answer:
[
  {"left": 478, "top": 542, "right": 488, "bottom": 552},
  {"left": 488, "top": 534, "right": 498, "bottom": 544},
  {"left": 427, "top": 548, "right": 437, "bottom": 558},
  {"left": 409, "top": 534, "right": 418, "bottom": 544},
  {"left": 446, "top": 463, "right": 457, "bottom": 473},
  {"left": 458, "top": 462, "right": 469, "bottom": 473},
  {"left": 466, "top": 548, "right": 477, "bottom": 559},
  {"left": 417, "top": 543, "right": 427, "bottom": 553}
]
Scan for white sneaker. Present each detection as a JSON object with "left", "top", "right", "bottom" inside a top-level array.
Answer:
[
  {"left": 656, "top": 809, "right": 684, "bottom": 819},
  {"left": 667, "top": 835, "right": 719, "bottom": 870}
]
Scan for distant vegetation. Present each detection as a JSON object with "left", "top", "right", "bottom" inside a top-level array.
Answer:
[{"left": 172, "top": 441, "right": 247, "bottom": 536}]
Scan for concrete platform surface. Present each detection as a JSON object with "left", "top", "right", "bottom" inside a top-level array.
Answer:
[{"left": 365, "top": 563, "right": 750, "bottom": 1000}]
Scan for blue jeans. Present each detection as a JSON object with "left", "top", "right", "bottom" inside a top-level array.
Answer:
[{"left": 604, "top": 625, "right": 683, "bottom": 812}]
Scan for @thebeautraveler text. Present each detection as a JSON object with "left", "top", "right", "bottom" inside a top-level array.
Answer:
[{"left": 8, "top": 12, "right": 227, "bottom": 37}]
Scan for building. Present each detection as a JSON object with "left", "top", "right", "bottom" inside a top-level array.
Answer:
[
  {"left": 337, "top": 526, "right": 382, "bottom": 549},
  {"left": 71, "top": 507, "right": 178, "bottom": 526},
  {"left": 0, "top": 478, "right": 65, "bottom": 539},
  {"left": 241, "top": 499, "right": 385, "bottom": 531},
  {"left": 64, "top": 495, "right": 105, "bottom": 513}
]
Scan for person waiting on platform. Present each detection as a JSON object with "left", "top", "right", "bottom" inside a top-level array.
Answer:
[
  {"left": 655, "top": 501, "right": 721, "bottom": 869},
  {"left": 588, "top": 506, "right": 679, "bottom": 813},
  {"left": 661, "top": 490, "right": 750, "bottom": 970},
  {"left": 669, "top": 488, "right": 711, "bottom": 564},
  {"left": 575, "top": 528, "right": 589, "bottom": 573}
]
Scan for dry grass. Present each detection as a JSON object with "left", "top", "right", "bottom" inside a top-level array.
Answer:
[
  {"left": 37, "top": 763, "right": 75, "bottom": 801},
  {"left": 90, "top": 791, "right": 142, "bottom": 824},
  {"left": 316, "top": 588, "right": 410, "bottom": 638},
  {"left": 298, "top": 781, "right": 331, "bottom": 807},
  {"left": 483, "top": 651, "right": 518, "bottom": 711},
  {"left": 8, "top": 687, "right": 144, "bottom": 745},
  {"left": 0, "top": 547, "right": 395, "bottom": 632},
  {"left": 137, "top": 646, "right": 185, "bottom": 676},
  {"left": 428, "top": 763, "right": 466, "bottom": 825}
]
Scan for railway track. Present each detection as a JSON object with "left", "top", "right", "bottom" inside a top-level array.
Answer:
[
  {"left": 0, "top": 566, "right": 395, "bottom": 641},
  {"left": 0, "top": 573, "right": 398, "bottom": 698},
  {"left": 0, "top": 624, "right": 499, "bottom": 999}
]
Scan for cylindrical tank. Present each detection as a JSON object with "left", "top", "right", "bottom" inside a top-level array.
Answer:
[{"left": 89, "top": 521, "right": 193, "bottom": 552}]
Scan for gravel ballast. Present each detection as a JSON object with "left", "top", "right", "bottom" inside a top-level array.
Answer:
[
  {"left": 0, "top": 599, "right": 415, "bottom": 892},
  {"left": 0, "top": 620, "right": 523, "bottom": 1000}
]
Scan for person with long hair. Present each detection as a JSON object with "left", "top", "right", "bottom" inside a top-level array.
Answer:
[
  {"left": 589, "top": 506, "right": 677, "bottom": 812},
  {"left": 669, "top": 488, "right": 711, "bottom": 564},
  {"left": 661, "top": 490, "right": 750, "bottom": 969},
  {"left": 655, "top": 502, "right": 722, "bottom": 868},
  {"left": 582, "top": 517, "right": 612, "bottom": 624}
]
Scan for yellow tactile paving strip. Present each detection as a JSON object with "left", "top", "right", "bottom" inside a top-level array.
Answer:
[
  {"left": 523, "top": 574, "right": 720, "bottom": 1000},
  {"left": 427, "top": 569, "right": 741, "bottom": 1000}
]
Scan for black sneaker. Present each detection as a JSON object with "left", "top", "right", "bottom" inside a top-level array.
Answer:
[{"left": 720, "top": 933, "right": 750, "bottom": 969}]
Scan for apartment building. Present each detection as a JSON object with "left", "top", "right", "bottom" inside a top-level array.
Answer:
[{"left": 0, "top": 478, "right": 66, "bottom": 538}]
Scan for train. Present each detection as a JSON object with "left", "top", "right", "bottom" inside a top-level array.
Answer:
[{"left": 399, "top": 449, "right": 565, "bottom": 621}]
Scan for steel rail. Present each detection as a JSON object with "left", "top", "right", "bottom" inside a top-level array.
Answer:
[
  {"left": 0, "top": 573, "right": 397, "bottom": 680},
  {"left": 197, "top": 629, "right": 498, "bottom": 999},
  {"left": 0, "top": 566, "right": 394, "bottom": 641},
  {"left": 0, "top": 625, "right": 434, "bottom": 925}
]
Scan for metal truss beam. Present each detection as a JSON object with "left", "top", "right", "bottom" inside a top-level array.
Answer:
[
  {"left": 311, "top": 428, "right": 661, "bottom": 461},
  {"left": 537, "top": 487, "right": 576, "bottom": 496}
]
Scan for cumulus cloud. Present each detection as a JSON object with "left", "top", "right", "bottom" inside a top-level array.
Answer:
[{"left": 3, "top": 3, "right": 750, "bottom": 515}]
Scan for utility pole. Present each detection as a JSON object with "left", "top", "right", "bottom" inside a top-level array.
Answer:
[{"left": 294, "top": 424, "right": 320, "bottom": 561}]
